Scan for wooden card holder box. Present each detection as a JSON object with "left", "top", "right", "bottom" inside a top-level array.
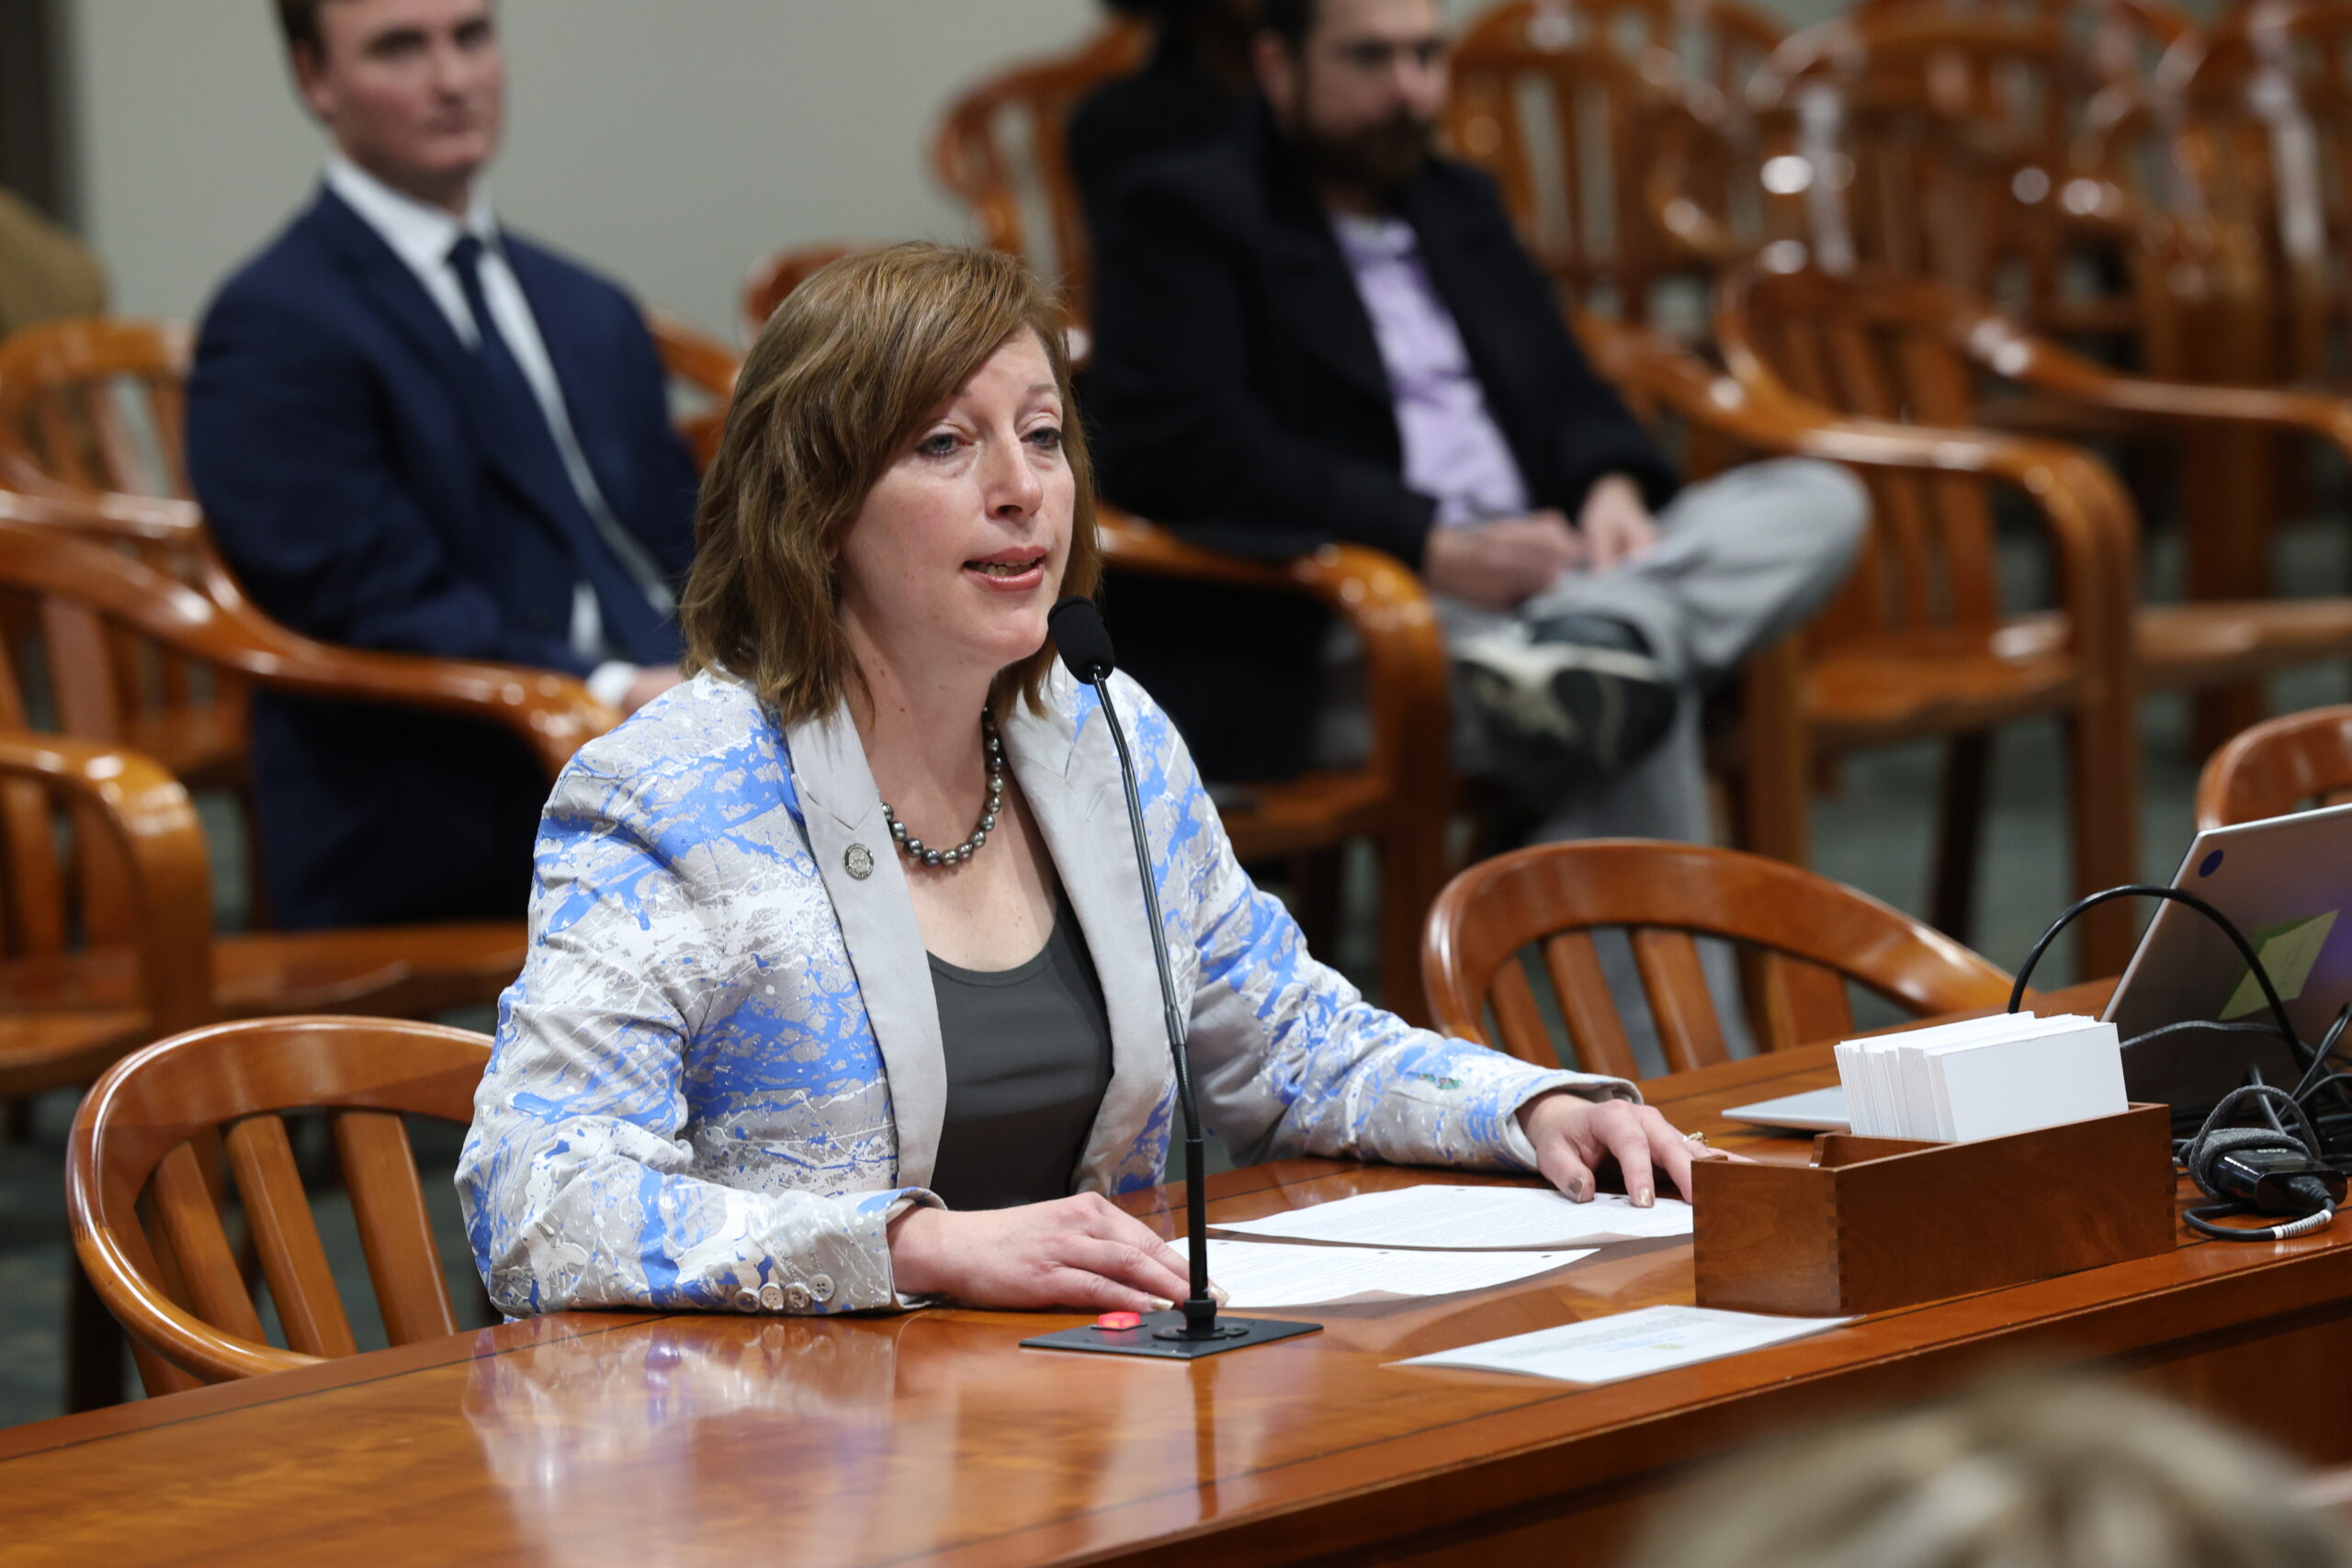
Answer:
[{"left": 1691, "top": 1104, "right": 2177, "bottom": 1317}]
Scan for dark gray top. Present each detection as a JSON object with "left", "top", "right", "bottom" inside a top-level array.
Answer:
[{"left": 926, "top": 897, "right": 1115, "bottom": 1211}]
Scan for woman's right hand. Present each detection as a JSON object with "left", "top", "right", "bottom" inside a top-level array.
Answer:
[{"left": 887, "top": 1193, "right": 1195, "bottom": 1311}]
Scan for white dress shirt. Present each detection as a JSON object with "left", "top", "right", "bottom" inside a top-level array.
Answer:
[{"left": 324, "top": 155, "right": 668, "bottom": 707}]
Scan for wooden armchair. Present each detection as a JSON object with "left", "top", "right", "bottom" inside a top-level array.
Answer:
[
  {"left": 2123, "top": 4, "right": 2352, "bottom": 389},
  {"left": 0, "top": 730, "right": 211, "bottom": 1101},
  {"left": 930, "top": 22, "right": 1147, "bottom": 325},
  {"left": 0, "top": 305, "right": 709, "bottom": 809},
  {"left": 2196, "top": 706, "right": 2352, "bottom": 829},
  {"left": 0, "top": 315, "right": 195, "bottom": 500},
  {"left": 67, "top": 1015, "right": 490, "bottom": 1395},
  {"left": 0, "top": 727, "right": 211, "bottom": 1411},
  {"left": 1736, "top": 10, "right": 2180, "bottom": 350},
  {"left": 1575, "top": 310, "right": 2143, "bottom": 976},
  {"left": 0, "top": 317, "right": 249, "bottom": 798},
  {"left": 1423, "top": 840, "right": 2014, "bottom": 1075},
  {"left": 0, "top": 491, "right": 610, "bottom": 1022},
  {"left": 1844, "top": 0, "right": 2192, "bottom": 93},
  {"left": 1721, "top": 261, "right": 2352, "bottom": 756},
  {"left": 1456, "top": 0, "right": 1786, "bottom": 103},
  {"left": 1445, "top": 32, "right": 1739, "bottom": 325}
]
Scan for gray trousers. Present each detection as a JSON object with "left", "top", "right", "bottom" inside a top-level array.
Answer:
[
  {"left": 1321, "top": 457, "right": 1870, "bottom": 1069},
  {"left": 1438, "top": 457, "right": 1868, "bottom": 844}
]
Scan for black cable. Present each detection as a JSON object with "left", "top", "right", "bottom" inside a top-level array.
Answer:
[
  {"left": 2006, "top": 885, "right": 2305, "bottom": 1069},
  {"left": 2119, "top": 1019, "right": 2299, "bottom": 1054},
  {"left": 2288, "top": 1004, "right": 2352, "bottom": 1103},
  {"left": 2011, "top": 886, "right": 2345, "bottom": 1241},
  {"left": 2179, "top": 1086, "right": 2338, "bottom": 1242}
]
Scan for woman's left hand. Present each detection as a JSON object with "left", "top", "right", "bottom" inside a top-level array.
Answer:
[{"left": 1518, "top": 1091, "right": 1713, "bottom": 1205}]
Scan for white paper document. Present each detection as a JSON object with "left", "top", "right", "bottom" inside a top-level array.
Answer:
[
  {"left": 1200, "top": 1239, "right": 1593, "bottom": 1307},
  {"left": 1835, "top": 1012, "right": 2126, "bottom": 1141},
  {"left": 1396, "top": 1304, "right": 1854, "bottom": 1383},
  {"left": 1212, "top": 1186, "right": 1693, "bottom": 1249}
]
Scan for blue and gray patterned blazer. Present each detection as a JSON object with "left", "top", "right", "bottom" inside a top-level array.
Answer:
[{"left": 457, "top": 668, "right": 1630, "bottom": 1316}]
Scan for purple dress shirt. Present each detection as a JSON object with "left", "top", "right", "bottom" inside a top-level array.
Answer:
[{"left": 1331, "top": 212, "right": 1532, "bottom": 527}]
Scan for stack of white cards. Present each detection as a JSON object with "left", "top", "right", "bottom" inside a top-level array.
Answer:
[{"left": 1834, "top": 1011, "right": 2127, "bottom": 1142}]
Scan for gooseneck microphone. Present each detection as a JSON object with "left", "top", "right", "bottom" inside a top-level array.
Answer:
[{"left": 1018, "top": 598, "right": 1317, "bottom": 1360}]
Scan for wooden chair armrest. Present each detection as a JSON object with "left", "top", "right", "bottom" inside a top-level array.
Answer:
[
  {"left": 1641, "top": 119, "right": 1753, "bottom": 268},
  {"left": 1097, "top": 509, "right": 1448, "bottom": 795},
  {"left": 0, "top": 730, "right": 212, "bottom": 1032},
  {"left": 0, "top": 498, "right": 618, "bottom": 780},
  {"left": 1958, "top": 311, "right": 2352, "bottom": 463},
  {"left": 0, "top": 466, "right": 207, "bottom": 533},
  {"left": 643, "top": 308, "right": 740, "bottom": 400},
  {"left": 1581, "top": 313, "right": 2137, "bottom": 663}
]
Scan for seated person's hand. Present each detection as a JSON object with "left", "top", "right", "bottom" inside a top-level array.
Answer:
[
  {"left": 1575, "top": 475, "right": 1659, "bottom": 570},
  {"left": 1517, "top": 1090, "right": 1713, "bottom": 1206},
  {"left": 888, "top": 1192, "right": 1195, "bottom": 1311},
  {"left": 1421, "top": 510, "right": 1584, "bottom": 609},
  {"left": 622, "top": 664, "right": 685, "bottom": 714}
]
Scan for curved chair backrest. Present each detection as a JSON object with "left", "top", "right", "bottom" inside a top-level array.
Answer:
[
  {"left": 2, "top": 309, "right": 734, "bottom": 491},
  {"left": 1745, "top": 13, "right": 2108, "bottom": 298},
  {"left": 2145, "top": 3, "right": 2352, "bottom": 382},
  {"left": 2196, "top": 705, "right": 2352, "bottom": 828},
  {"left": 1848, "top": 0, "right": 2191, "bottom": 88},
  {"left": 739, "top": 241, "right": 865, "bottom": 340},
  {"left": 1457, "top": 0, "right": 1787, "bottom": 101},
  {"left": 0, "top": 316, "right": 194, "bottom": 500},
  {"left": 67, "top": 1014, "right": 492, "bottom": 1393},
  {"left": 1716, "top": 262, "right": 2030, "bottom": 650},
  {"left": 929, "top": 22, "right": 1148, "bottom": 321},
  {"left": 1423, "top": 840, "right": 2014, "bottom": 1076},
  {"left": 1445, "top": 34, "right": 1736, "bottom": 319}
]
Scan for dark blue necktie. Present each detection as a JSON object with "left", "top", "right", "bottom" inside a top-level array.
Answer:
[{"left": 447, "top": 234, "right": 675, "bottom": 665}]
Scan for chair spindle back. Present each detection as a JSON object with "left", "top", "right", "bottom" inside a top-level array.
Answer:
[
  {"left": 1424, "top": 840, "right": 2014, "bottom": 1076},
  {"left": 68, "top": 1015, "right": 491, "bottom": 1392}
]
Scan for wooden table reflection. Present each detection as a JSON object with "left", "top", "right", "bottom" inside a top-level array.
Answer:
[{"left": 10, "top": 980, "right": 2352, "bottom": 1566}]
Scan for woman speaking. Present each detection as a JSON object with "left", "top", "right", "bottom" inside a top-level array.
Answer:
[{"left": 458, "top": 243, "right": 1704, "bottom": 1318}]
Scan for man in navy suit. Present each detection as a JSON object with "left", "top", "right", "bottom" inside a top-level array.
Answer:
[{"left": 188, "top": 0, "right": 697, "bottom": 929}]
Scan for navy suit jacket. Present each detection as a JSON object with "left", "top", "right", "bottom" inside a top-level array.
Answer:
[{"left": 187, "top": 186, "right": 698, "bottom": 930}]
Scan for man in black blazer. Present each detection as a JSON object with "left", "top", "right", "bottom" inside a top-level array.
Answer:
[
  {"left": 187, "top": 0, "right": 696, "bottom": 929},
  {"left": 1087, "top": 0, "right": 1864, "bottom": 851}
]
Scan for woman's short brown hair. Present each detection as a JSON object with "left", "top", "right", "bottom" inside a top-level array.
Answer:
[{"left": 679, "top": 243, "right": 1101, "bottom": 726}]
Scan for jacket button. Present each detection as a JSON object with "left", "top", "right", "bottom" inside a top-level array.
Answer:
[
  {"left": 784, "top": 1282, "right": 814, "bottom": 1312},
  {"left": 758, "top": 1281, "right": 786, "bottom": 1312},
  {"left": 733, "top": 1288, "right": 762, "bottom": 1314},
  {"left": 808, "top": 1274, "right": 834, "bottom": 1303}
]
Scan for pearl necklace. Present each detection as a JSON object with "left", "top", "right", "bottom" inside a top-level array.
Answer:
[{"left": 880, "top": 713, "right": 1005, "bottom": 869}]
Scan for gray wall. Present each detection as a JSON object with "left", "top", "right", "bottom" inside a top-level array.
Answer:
[
  {"left": 64, "top": 0, "right": 1853, "bottom": 337},
  {"left": 65, "top": 0, "right": 1108, "bottom": 334}
]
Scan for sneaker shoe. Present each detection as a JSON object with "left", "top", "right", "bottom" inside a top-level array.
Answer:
[{"left": 1455, "top": 616, "right": 1679, "bottom": 788}]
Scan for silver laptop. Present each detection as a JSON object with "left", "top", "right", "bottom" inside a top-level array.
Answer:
[{"left": 2105, "top": 800, "right": 2352, "bottom": 1111}]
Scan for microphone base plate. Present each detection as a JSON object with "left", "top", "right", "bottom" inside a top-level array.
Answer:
[{"left": 1022, "top": 1312, "right": 1321, "bottom": 1359}]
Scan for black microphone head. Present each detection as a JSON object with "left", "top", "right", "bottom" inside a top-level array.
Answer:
[{"left": 1048, "top": 596, "right": 1117, "bottom": 682}]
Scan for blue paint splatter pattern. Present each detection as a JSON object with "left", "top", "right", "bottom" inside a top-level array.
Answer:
[{"left": 457, "top": 670, "right": 1626, "bottom": 1316}]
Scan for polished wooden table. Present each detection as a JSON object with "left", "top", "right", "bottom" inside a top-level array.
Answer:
[{"left": 10, "top": 981, "right": 2352, "bottom": 1567}]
